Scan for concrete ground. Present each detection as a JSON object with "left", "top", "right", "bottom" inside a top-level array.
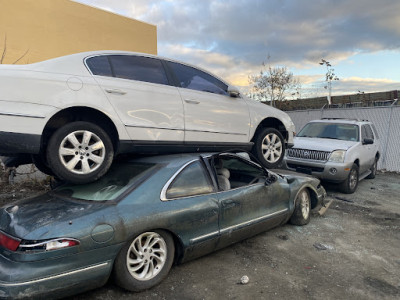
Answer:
[{"left": 1, "top": 172, "right": 399, "bottom": 299}]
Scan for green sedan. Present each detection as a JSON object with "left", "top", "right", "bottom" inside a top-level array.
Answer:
[{"left": 0, "top": 152, "right": 325, "bottom": 298}]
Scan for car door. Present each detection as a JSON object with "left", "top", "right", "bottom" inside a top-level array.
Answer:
[
  {"left": 165, "top": 61, "right": 250, "bottom": 144},
  {"left": 87, "top": 55, "right": 184, "bottom": 143},
  {"left": 212, "top": 155, "right": 290, "bottom": 248},
  {"left": 161, "top": 159, "right": 220, "bottom": 261},
  {"left": 359, "top": 124, "right": 376, "bottom": 173}
]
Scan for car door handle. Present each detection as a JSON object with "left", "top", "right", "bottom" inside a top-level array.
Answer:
[
  {"left": 184, "top": 99, "right": 200, "bottom": 104},
  {"left": 105, "top": 88, "right": 127, "bottom": 95},
  {"left": 222, "top": 200, "right": 239, "bottom": 208}
]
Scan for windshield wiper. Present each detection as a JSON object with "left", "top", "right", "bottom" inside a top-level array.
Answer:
[{"left": 319, "top": 136, "right": 340, "bottom": 140}]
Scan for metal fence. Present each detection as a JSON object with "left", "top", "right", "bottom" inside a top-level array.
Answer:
[{"left": 286, "top": 104, "right": 400, "bottom": 172}]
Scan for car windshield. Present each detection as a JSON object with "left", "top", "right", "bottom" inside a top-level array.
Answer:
[
  {"left": 53, "top": 162, "right": 157, "bottom": 201},
  {"left": 297, "top": 122, "right": 359, "bottom": 141}
]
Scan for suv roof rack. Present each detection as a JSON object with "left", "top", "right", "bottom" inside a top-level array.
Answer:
[{"left": 321, "top": 118, "right": 369, "bottom": 122}]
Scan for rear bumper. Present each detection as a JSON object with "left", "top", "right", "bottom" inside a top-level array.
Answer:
[
  {"left": 0, "top": 243, "right": 122, "bottom": 299},
  {"left": 0, "top": 260, "right": 112, "bottom": 299},
  {"left": 0, "top": 131, "right": 41, "bottom": 155}
]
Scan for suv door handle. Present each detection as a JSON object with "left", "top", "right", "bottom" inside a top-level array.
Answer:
[
  {"left": 105, "top": 88, "right": 127, "bottom": 95},
  {"left": 184, "top": 99, "right": 200, "bottom": 104}
]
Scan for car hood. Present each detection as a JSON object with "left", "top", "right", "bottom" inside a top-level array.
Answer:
[
  {"left": 292, "top": 137, "right": 357, "bottom": 152},
  {"left": 0, "top": 193, "right": 109, "bottom": 239}
]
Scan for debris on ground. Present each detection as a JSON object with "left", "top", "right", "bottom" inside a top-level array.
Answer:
[
  {"left": 334, "top": 196, "right": 354, "bottom": 203},
  {"left": 313, "top": 243, "right": 328, "bottom": 251},
  {"left": 277, "top": 234, "right": 289, "bottom": 240},
  {"left": 240, "top": 276, "right": 249, "bottom": 285}
]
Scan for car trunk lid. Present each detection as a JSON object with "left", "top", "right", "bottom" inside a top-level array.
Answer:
[{"left": 0, "top": 193, "right": 106, "bottom": 239}]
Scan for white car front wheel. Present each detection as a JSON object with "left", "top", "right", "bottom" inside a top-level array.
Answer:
[{"left": 253, "top": 127, "right": 285, "bottom": 169}]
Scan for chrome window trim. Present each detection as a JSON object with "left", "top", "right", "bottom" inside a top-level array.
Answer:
[
  {"left": 160, "top": 159, "right": 203, "bottom": 201},
  {"left": 0, "top": 261, "right": 111, "bottom": 287},
  {"left": 161, "top": 153, "right": 267, "bottom": 201}
]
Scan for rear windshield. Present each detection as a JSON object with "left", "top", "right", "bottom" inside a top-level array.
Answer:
[
  {"left": 297, "top": 122, "right": 359, "bottom": 141},
  {"left": 53, "top": 162, "right": 157, "bottom": 201}
]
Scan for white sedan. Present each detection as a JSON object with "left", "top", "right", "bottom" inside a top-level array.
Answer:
[{"left": 0, "top": 51, "right": 295, "bottom": 183}]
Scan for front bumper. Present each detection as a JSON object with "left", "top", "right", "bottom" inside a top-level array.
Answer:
[{"left": 284, "top": 157, "right": 353, "bottom": 182}]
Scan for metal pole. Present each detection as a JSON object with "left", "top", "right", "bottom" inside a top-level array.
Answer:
[{"left": 381, "top": 99, "right": 398, "bottom": 169}]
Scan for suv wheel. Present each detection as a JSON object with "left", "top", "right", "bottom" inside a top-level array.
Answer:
[
  {"left": 366, "top": 157, "right": 378, "bottom": 179},
  {"left": 252, "top": 128, "right": 285, "bottom": 169},
  {"left": 46, "top": 121, "right": 114, "bottom": 184},
  {"left": 340, "top": 163, "right": 359, "bottom": 194}
]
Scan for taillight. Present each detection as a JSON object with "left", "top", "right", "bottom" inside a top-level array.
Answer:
[
  {"left": 19, "top": 238, "right": 80, "bottom": 252},
  {"left": 0, "top": 231, "right": 21, "bottom": 251},
  {"left": 45, "top": 239, "right": 80, "bottom": 251}
]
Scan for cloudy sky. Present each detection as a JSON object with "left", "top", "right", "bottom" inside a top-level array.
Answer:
[{"left": 75, "top": 0, "right": 400, "bottom": 98}]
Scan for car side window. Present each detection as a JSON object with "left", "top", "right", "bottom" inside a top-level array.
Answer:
[
  {"left": 215, "top": 156, "right": 265, "bottom": 190},
  {"left": 365, "top": 124, "right": 374, "bottom": 140},
  {"left": 167, "top": 61, "right": 228, "bottom": 95},
  {"left": 166, "top": 161, "right": 214, "bottom": 199},
  {"left": 86, "top": 56, "right": 113, "bottom": 77},
  {"left": 371, "top": 124, "right": 379, "bottom": 139},
  {"left": 109, "top": 55, "right": 169, "bottom": 85},
  {"left": 362, "top": 125, "right": 374, "bottom": 141}
]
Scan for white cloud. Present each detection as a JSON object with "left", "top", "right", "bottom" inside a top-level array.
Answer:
[{"left": 74, "top": 0, "right": 400, "bottom": 94}]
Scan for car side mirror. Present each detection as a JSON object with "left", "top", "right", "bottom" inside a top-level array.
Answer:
[
  {"left": 265, "top": 174, "right": 277, "bottom": 186},
  {"left": 363, "top": 138, "right": 374, "bottom": 145},
  {"left": 227, "top": 85, "right": 240, "bottom": 98}
]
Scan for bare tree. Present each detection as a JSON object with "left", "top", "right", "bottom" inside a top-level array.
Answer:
[
  {"left": 249, "top": 57, "right": 301, "bottom": 107},
  {"left": 319, "top": 59, "right": 339, "bottom": 105},
  {"left": 0, "top": 34, "right": 29, "bottom": 64}
]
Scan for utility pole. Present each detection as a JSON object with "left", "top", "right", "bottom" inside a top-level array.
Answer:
[{"left": 319, "top": 59, "right": 339, "bottom": 105}]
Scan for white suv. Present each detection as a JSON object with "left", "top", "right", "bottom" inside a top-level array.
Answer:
[
  {"left": 284, "top": 118, "right": 380, "bottom": 193},
  {"left": 0, "top": 51, "right": 295, "bottom": 183}
]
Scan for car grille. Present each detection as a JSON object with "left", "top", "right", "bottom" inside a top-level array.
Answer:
[
  {"left": 286, "top": 148, "right": 330, "bottom": 161},
  {"left": 287, "top": 163, "right": 324, "bottom": 173}
]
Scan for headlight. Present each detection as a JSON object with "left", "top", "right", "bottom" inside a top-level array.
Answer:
[{"left": 329, "top": 150, "right": 346, "bottom": 163}]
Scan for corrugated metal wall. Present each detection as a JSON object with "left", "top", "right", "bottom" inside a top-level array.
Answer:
[{"left": 286, "top": 105, "right": 400, "bottom": 172}]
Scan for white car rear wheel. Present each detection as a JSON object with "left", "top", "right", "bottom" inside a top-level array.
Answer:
[{"left": 46, "top": 121, "right": 114, "bottom": 184}]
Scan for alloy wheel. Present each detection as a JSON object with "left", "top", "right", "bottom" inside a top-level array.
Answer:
[
  {"left": 58, "top": 130, "right": 105, "bottom": 175},
  {"left": 299, "top": 190, "right": 310, "bottom": 219},
  {"left": 261, "top": 133, "right": 283, "bottom": 163},
  {"left": 349, "top": 168, "right": 358, "bottom": 190},
  {"left": 126, "top": 232, "right": 167, "bottom": 281}
]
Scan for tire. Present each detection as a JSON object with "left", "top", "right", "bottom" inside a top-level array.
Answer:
[
  {"left": 46, "top": 121, "right": 114, "bottom": 184},
  {"left": 31, "top": 154, "right": 54, "bottom": 176},
  {"left": 290, "top": 188, "right": 311, "bottom": 226},
  {"left": 366, "top": 157, "right": 378, "bottom": 179},
  {"left": 114, "top": 230, "right": 175, "bottom": 292},
  {"left": 340, "top": 163, "right": 359, "bottom": 194},
  {"left": 252, "top": 128, "right": 285, "bottom": 169}
]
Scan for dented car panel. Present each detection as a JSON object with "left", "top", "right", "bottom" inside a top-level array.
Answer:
[{"left": 0, "top": 152, "right": 325, "bottom": 298}]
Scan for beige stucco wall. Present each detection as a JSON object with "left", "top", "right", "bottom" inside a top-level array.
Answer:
[{"left": 0, "top": 0, "right": 157, "bottom": 64}]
